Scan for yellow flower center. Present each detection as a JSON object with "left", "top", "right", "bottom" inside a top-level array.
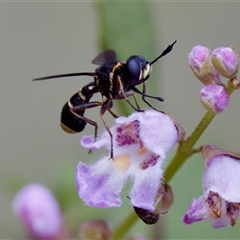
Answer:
[{"left": 112, "top": 154, "right": 130, "bottom": 172}]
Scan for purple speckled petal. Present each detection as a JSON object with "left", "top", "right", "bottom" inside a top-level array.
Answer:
[
  {"left": 76, "top": 159, "right": 128, "bottom": 207},
  {"left": 183, "top": 192, "right": 234, "bottom": 228},
  {"left": 203, "top": 155, "right": 240, "bottom": 202},
  {"left": 80, "top": 135, "right": 98, "bottom": 151},
  {"left": 130, "top": 160, "right": 164, "bottom": 210},
  {"left": 182, "top": 196, "right": 208, "bottom": 225},
  {"left": 80, "top": 131, "right": 110, "bottom": 151}
]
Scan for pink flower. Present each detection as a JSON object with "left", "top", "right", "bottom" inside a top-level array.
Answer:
[
  {"left": 12, "top": 184, "right": 63, "bottom": 240},
  {"left": 183, "top": 145, "right": 240, "bottom": 228},
  {"left": 76, "top": 110, "right": 182, "bottom": 211}
]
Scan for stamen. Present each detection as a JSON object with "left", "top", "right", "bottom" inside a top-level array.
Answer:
[
  {"left": 207, "top": 191, "right": 222, "bottom": 218},
  {"left": 227, "top": 202, "right": 240, "bottom": 227}
]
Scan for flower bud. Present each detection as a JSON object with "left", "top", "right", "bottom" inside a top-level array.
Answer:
[
  {"left": 212, "top": 46, "right": 239, "bottom": 79},
  {"left": 188, "top": 45, "right": 221, "bottom": 85},
  {"left": 200, "top": 84, "right": 229, "bottom": 113},
  {"left": 157, "top": 184, "right": 174, "bottom": 213},
  {"left": 79, "top": 220, "right": 112, "bottom": 240},
  {"left": 12, "top": 184, "right": 63, "bottom": 240}
]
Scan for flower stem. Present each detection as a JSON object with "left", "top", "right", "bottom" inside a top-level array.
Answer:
[
  {"left": 112, "top": 211, "right": 137, "bottom": 239},
  {"left": 164, "top": 110, "right": 216, "bottom": 183}
]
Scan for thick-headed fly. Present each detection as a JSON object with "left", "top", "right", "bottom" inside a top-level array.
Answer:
[{"left": 33, "top": 41, "right": 176, "bottom": 158}]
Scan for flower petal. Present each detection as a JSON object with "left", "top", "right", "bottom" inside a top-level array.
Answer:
[
  {"left": 130, "top": 160, "right": 164, "bottom": 210},
  {"left": 138, "top": 110, "right": 178, "bottom": 156},
  {"left": 182, "top": 196, "right": 208, "bottom": 225},
  {"left": 203, "top": 155, "right": 240, "bottom": 202},
  {"left": 80, "top": 132, "right": 110, "bottom": 151},
  {"left": 212, "top": 218, "right": 229, "bottom": 228},
  {"left": 76, "top": 158, "right": 129, "bottom": 207}
]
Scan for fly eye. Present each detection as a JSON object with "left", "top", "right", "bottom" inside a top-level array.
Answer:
[{"left": 126, "top": 57, "right": 141, "bottom": 85}]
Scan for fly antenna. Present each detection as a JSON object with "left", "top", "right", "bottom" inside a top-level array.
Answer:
[{"left": 150, "top": 40, "right": 177, "bottom": 65}]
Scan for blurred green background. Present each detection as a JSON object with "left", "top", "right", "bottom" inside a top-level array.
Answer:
[{"left": 1, "top": 2, "right": 240, "bottom": 239}]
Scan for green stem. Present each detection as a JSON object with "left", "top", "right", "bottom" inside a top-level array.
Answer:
[
  {"left": 112, "top": 211, "right": 137, "bottom": 239},
  {"left": 164, "top": 110, "right": 216, "bottom": 182}
]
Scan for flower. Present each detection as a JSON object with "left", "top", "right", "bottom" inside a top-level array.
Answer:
[
  {"left": 183, "top": 145, "right": 240, "bottom": 228},
  {"left": 199, "top": 84, "right": 229, "bottom": 113},
  {"left": 76, "top": 110, "right": 183, "bottom": 211},
  {"left": 12, "top": 184, "right": 63, "bottom": 240},
  {"left": 188, "top": 45, "right": 221, "bottom": 85},
  {"left": 212, "top": 46, "right": 239, "bottom": 79}
]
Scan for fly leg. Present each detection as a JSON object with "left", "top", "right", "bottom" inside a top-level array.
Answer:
[
  {"left": 70, "top": 101, "right": 103, "bottom": 153},
  {"left": 100, "top": 99, "right": 115, "bottom": 159},
  {"left": 115, "top": 91, "right": 142, "bottom": 111},
  {"left": 131, "top": 84, "right": 163, "bottom": 111},
  {"left": 116, "top": 76, "right": 143, "bottom": 111}
]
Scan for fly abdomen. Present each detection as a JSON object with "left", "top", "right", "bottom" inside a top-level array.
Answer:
[{"left": 60, "top": 92, "right": 87, "bottom": 133}]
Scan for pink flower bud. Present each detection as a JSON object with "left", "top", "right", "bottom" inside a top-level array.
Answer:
[
  {"left": 158, "top": 184, "right": 174, "bottom": 213},
  {"left": 200, "top": 84, "right": 229, "bottom": 113},
  {"left": 79, "top": 220, "right": 112, "bottom": 240},
  {"left": 188, "top": 45, "right": 221, "bottom": 85},
  {"left": 212, "top": 46, "right": 239, "bottom": 79},
  {"left": 12, "top": 184, "right": 63, "bottom": 240}
]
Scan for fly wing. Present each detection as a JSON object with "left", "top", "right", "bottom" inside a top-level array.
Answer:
[
  {"left": 92, "top": 50, "right": 117, "bottom": 65},
  {"left": 33, "top": 51, "right": 117, "bottom": 81}
]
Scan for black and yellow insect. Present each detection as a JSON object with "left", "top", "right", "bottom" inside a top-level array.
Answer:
[{"left": 33, "top": 41, "right": 176, "bottom": 158}]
